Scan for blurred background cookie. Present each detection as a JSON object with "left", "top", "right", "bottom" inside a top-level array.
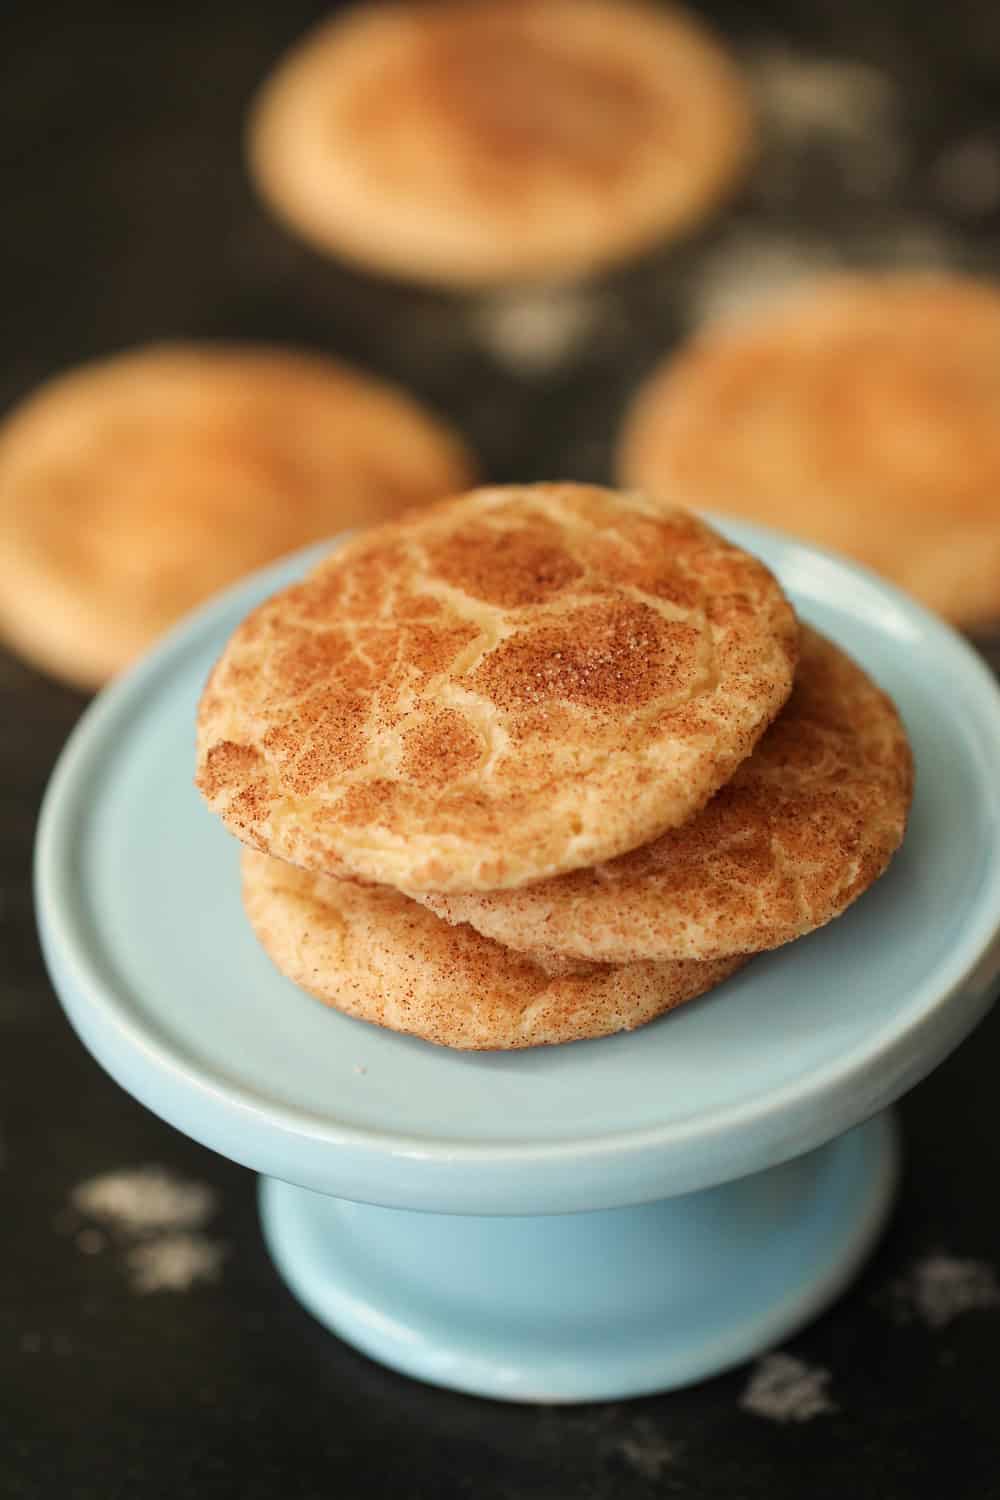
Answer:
[
  {"left": 247, "top": 0, "right": 753, "bottom": 286},
  {"left": 0, "top": 342, "right": 475, "bottom": 689},
  {"left": 618, "top": 273, "right": 1000, "bottom": 629},
  {"left": 240, "top": 848, "right": 746, "bottom": 1050}
]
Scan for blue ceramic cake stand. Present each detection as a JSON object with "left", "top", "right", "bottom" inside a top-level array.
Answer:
[{"left": 35, "top": 521, "right": 1000, "bottom": 1403}]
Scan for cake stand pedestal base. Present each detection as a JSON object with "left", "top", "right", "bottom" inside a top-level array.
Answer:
[{"left": 259, "top": 1111, "right": 899, "bottom": 1402}]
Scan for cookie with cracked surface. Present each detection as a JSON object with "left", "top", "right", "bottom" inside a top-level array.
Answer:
[
  {"left": 0, "top": 343, "right": 474, "bottom": 689},
  {"left": 423, "top": 627, "right": 913, "bottom": 963},
  {"left": 241, "top": 849, "right": 746, "bottom": 1050},
  {"left": 196, "top": 482, "right": 798, "bottom": 894},
  {"left": 619, "top": 272, "right": 1000, "bottom": 628},
  {"left": 247, "top": 0, "right": 753, "bottom": 285}
]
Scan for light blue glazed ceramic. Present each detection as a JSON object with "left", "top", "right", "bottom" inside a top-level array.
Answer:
[{"left": 35, "top": 520, "right": 1000, "bottom": 1402}]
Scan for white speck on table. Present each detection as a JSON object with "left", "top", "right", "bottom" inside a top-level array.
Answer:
[
  {"left": 616, "top": 1417, "right": 678, "bottom": 1479},
  {"left": 70, "top": 1165, "right": 216, "bottom": 1235},
  {"left": 68, "top": 1165, "right": 228, "bottom": 1295},
  {"left": 687, "top": 230, "right": 844, "bottom": 329},
  {"left": 471, "top": 288, "right": 614, "bottom": 374},
  {"left": 126, "top": 1233, "right": 228, "bottom": 1294},
  {"left": 888, "top": 1253, "right": 1000, "bottom": 1328},
  {"left": 740, "top": 1352, "right": 837, "bottom": 1423}
]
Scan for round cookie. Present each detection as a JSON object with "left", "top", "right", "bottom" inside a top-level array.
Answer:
[
  {"left": 247, "top": 0, "right": 753, "bottom": 286},
  {"left": 197, "top": 483, "right": 798, "bottom": 894},
  {"left": 424, "top": 627, "right": 913, "bottom": 963},
  {"left": 618, "top": 272, "right": 1000, "bottom": 628},
  {"left": 0, "top": 343, "right": 475, "bottom": 688},
  {"left": 241, "top": 849, "right": 746, "bottom": 1051}
]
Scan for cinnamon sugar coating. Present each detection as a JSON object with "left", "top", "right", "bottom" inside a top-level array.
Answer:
[
  {"left": 241, "top": 849, "right": 746, "bottom": 1050},
  {"left": 424, "top": 627, "right": 913, "bottom": 962},
  {"left": 619, "top": 273, "right": 1000, "bottom": 628},
  {"left": 196, "top": 483, "right": 798, "bottom": 893},
  {"left": 247, "top": 0, "right": 753, "bottom": 284}
]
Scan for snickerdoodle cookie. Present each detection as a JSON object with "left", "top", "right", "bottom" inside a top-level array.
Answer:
[
  {"left": 619, "top": 272, "right": 1000, "bottom": 627},
  {"left": 241, "top": 848, "right": 746, "bottom": 1050},
  {"left": 247, "top": 0, "right": 752, "bottom": 285},
  {"left": 196, "top": 483, "right": 798, "bottom": 893},
  {"left": 0, "top": 343, "right": 474, "bottom": 687},
  {"left": 423, "top": 626, "right": 913, "bottom": 962}
]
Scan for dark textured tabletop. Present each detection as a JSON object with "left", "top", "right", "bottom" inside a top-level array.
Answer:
[{"left": 4, "top": 3, "right": 1000, "bottom": 1497}]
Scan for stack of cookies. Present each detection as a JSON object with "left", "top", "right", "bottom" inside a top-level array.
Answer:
[{"left": 195, "top": 483, "right": 913, "bottom": 1051}]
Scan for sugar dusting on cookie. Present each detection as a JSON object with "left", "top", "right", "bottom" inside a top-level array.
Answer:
[{"left": 740, "top": 1352, "right": 837, "bottom": 1423}]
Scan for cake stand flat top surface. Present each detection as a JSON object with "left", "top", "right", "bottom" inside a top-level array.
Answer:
[{"left": 35, "top": 520, "right": 1000, "bottom": 1211}]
